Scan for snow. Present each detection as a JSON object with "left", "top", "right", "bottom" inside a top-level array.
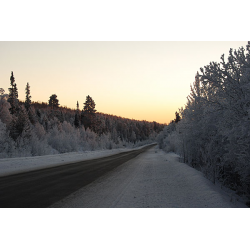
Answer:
[
  {"left": 1, "top": 144, "right": 247, "bottom": 208},
  {"left": 50, "top": 147, "right": 248, "bottom": 208},
  {"left": 0, "top": 147, "right": 142, "bottom": 177}
]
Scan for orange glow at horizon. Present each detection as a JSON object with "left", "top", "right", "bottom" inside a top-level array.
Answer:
[{"left": 0, "top": 41, "right": 248, "bottom": 124}]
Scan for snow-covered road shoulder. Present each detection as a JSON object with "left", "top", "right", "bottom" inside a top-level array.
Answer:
[{"left": 51, "top": 147, "right": 248, "bottom": 208}]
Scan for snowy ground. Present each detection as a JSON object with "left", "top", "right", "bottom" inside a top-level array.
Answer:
[
  {"left": 51, "top": 147, "right": 248, "bottom": 208},
  {"left": 0, "top": 147, "right": 143, "bottom": 177}
]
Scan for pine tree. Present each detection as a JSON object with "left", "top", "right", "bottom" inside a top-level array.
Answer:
[
  {"left": 74, "top": 101, "right": 80, "bottom": 128},
  {"left": 48, "top": 94, "right": 60, "bottom": 109},
  {"left": 24, "top": 82, "right": 32, "bottom": 111},
  {"left": 8, "top": 71, "right": 19, "bottom": 114},
  {"left": 83, "top": 95, "right": 96, "bottom": 114},
  {"left": 81, "top": 95, "right": 96, "bottom": 130}
]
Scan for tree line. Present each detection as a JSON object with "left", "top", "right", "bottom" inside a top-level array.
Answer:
[
  {"left": 157, "top": 42, "right": 250, "bottom": 202},
  {"left": 0, "top": 72, "right": 164, "bottom": 158}
]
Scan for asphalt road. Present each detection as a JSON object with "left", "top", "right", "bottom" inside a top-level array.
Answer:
[{"left": 0, "top": 144, "right": 155, "bottom": 208}]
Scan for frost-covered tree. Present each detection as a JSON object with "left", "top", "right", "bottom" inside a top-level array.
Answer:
[
  {"left": 0, "top": 88, "right": 4, "bottom": 95},
  {"left": 0, "top": 120, "right": 14, "bottom": 158},
  {"left": 0, "top": 89, "right": 12, "bottom": 126},
  {"left": 28, "top": 106, "right": 38, "bottom": 125},
  {"left": 130, "top": 130, "right": 136, "bottom": 143},
  {"left": 1, "top": 79, "right": 164, "bottom": 159},
  {"left": 174, "top": 112, "right": 181, "bottom": 123},
  {"left": 9, "top": 105, "right": 31, "bottom": 141},
  {"left": 158, "top": 42, "right": 250, "bottom": 197},
  {"left": 85, "top": 127, "right": 98, "bottom": 150}
]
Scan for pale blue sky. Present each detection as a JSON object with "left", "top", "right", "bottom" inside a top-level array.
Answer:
[{"left": 0, "top": 41, "right": 248, "bottom": 123}]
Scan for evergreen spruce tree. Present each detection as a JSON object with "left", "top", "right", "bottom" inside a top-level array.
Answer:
[
  {"left": 81, "top": 95, "right": 96, "bottom": 130},
  {"left": 8, "top": 71, "right": 19, "bottom": 114},
  {"left": 48, "top": 94, "right": 60, "bottom": 109},
  {"left": 74, "top": 101, "right": 80, "bottom": 128},
  {"left": 24, "top": 82, "right": 32, "bottom": 111},
  {"left": 83, "top": 95, "right": 96, "bottom": 114}
]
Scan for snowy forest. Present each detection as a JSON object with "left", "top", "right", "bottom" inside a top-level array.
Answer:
[
  {"left": 0, "top": 73, "right": 163, "bottom": 158},
  {"left": 2, "top": 42, "right": 250, "bottom": 200},
  {"left": 157, "top": 42, "right": 250, "bottom": 198}
]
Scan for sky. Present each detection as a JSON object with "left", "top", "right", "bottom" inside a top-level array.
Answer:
[{"left": 0, "top": 41, "right": 248, "bottom": 124}]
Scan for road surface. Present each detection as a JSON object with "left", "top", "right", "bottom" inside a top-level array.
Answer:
[
  {"left": 0, "top": 144, "right": 155, "bottom": 208},
  {"left": 51, "top": 147, "right": 247, "bottom": 208}
]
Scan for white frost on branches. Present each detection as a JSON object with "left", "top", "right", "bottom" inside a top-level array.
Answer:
[{"left": 157, "top": 42, "right": 250, "bottom": 198}]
